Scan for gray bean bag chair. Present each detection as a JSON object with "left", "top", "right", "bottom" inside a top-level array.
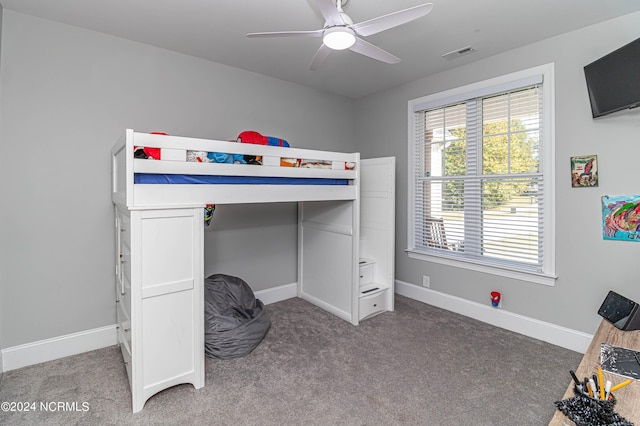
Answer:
[{"left": 204, "top": 274, "right": 271, "bottom": 359}]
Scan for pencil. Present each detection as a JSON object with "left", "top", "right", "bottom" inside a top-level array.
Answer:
[
  {"left": 588, "top": 379, "right": 596, "bottom": 398},
  {"left": 598, "top": 365, "right": 605, "bottom": 400},
  {"left": 610, "top": 379, "right": 633, "bottom": 393}
]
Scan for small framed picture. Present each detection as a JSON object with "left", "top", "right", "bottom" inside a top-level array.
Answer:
[{"left": 570, "top": 155, "right": 598, "bottom": 187}]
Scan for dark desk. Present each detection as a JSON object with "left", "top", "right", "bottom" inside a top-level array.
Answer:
[{"left": 549, "top": 319, "right": 640, "bottom": 425}]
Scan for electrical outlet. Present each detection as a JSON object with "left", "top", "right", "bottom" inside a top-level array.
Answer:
[{"left": 422, "top": 275, "right": 430, "bottom": 288}]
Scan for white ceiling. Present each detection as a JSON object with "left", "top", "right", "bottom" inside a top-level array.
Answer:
[{"left": 2, "top": 0, "right": 640, "bottom": 99}]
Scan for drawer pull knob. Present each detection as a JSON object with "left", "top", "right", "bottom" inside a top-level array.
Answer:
[
  {"left": 124, "top": 328, "right": 130, "bottom": 332},
  {"left": 373, "top": 304, "right": 377, "bottom": 307}
]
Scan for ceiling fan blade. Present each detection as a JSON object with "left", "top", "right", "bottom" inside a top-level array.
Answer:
[
  {"left": 314, "top": 0, "right": 346, "bottom": 26},
  {"left": 247, "top": 29, "right": 323, "bottom": 39},
  {"left": 349, "top": 37, "right": 400, "bottom": 64},
  {"left": 310, "top": 44, "right": 332, "bottom": 70},
  {"left": 351, "top": 3, "right": 433, "bottom": 37}
]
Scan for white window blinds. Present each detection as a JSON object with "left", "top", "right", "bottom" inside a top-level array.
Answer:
[{"left": 411, "top": 80, "right": 547, "bottom": 274}]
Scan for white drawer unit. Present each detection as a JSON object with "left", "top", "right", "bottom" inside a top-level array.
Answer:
[
  {"left": 114, "top": 205, "right": 204, "bottom": 413},
  {"left": 116, "top": 298, "right": 132, "bottom": 357},
  {"left": 358, "top": 259, "right": 374, "bottom": 285},
  {"left": 358, "top": 288, "right": 388, "bottom": 320}
]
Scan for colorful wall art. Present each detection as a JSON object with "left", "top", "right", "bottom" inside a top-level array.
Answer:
[
  {"left": 602, "top": 195, "right": 640, "bottom": 242},
  {"left": 571, "top": 155, "right": 598, "bottom": 187}
]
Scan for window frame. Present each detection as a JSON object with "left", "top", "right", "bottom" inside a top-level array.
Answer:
[{"left": 406, "top": 64, "right": 556, "bottom": 286}]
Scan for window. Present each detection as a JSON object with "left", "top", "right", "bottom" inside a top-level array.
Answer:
[{"left": 407, "top": 64, "right": 556, "bottom": 285}]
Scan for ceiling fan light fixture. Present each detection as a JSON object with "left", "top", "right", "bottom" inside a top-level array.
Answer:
[{"left": 323, "top": 27, "right": 356, "bottom": 50}]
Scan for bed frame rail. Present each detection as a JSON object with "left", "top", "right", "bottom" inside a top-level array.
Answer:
[{"left": 112, "top": 129, "right": 359, "bottom": 207}]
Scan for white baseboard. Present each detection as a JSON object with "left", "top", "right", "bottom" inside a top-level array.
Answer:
[
  {"left": 395, "top": 280, "right": 592, "bottom": 354},
  {"left": 255, "top": 282, "right": 297, "bottom": 305},
  {"left": 1, "top": 325, "right": 118, "bottom": 372}
]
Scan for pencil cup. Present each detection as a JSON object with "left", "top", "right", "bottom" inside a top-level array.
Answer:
[{"left": 554, "top": 385, "right": 626, "bottom": 426}]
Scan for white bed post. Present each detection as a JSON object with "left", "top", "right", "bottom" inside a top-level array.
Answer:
[{"left": 350, "top": 154, "right": 361, "bottom": 325}]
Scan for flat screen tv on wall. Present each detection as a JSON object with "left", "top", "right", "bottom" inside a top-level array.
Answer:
[{"left": 584, "top": 37, "right": 640, "bottom": 118}]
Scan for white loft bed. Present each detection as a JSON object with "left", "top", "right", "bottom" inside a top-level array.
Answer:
[{"left": 111, "top": 129, "right": 369, "bottom": 412}]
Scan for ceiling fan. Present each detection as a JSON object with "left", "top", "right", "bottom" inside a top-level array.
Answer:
[{"left": 246, "top": 0, "right": 433, "bottom": 70}]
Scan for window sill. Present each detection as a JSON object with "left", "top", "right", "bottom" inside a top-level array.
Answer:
[{"left": 406, "top": 249, "right": 557, "bottom": 286}]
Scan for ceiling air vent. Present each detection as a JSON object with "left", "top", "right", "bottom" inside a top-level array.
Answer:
[{"left": 441, "top": 46, "right": 476, "bottom": 60}]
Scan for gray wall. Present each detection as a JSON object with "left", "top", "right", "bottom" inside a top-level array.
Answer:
[
  {"left": 354, "top": 11, "right": 640, "bottom": 335},
  {"left": 0, "top": 11, "right": 356, "bottom": 348}
]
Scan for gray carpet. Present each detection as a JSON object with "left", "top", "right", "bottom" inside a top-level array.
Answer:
[{"left": 0, "top": 295, "right": 582, "bottom": 425}]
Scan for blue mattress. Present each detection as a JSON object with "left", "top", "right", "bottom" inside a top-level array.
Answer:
[{"left": 134, "top": 174, "right": 349, "bottom": 186}]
